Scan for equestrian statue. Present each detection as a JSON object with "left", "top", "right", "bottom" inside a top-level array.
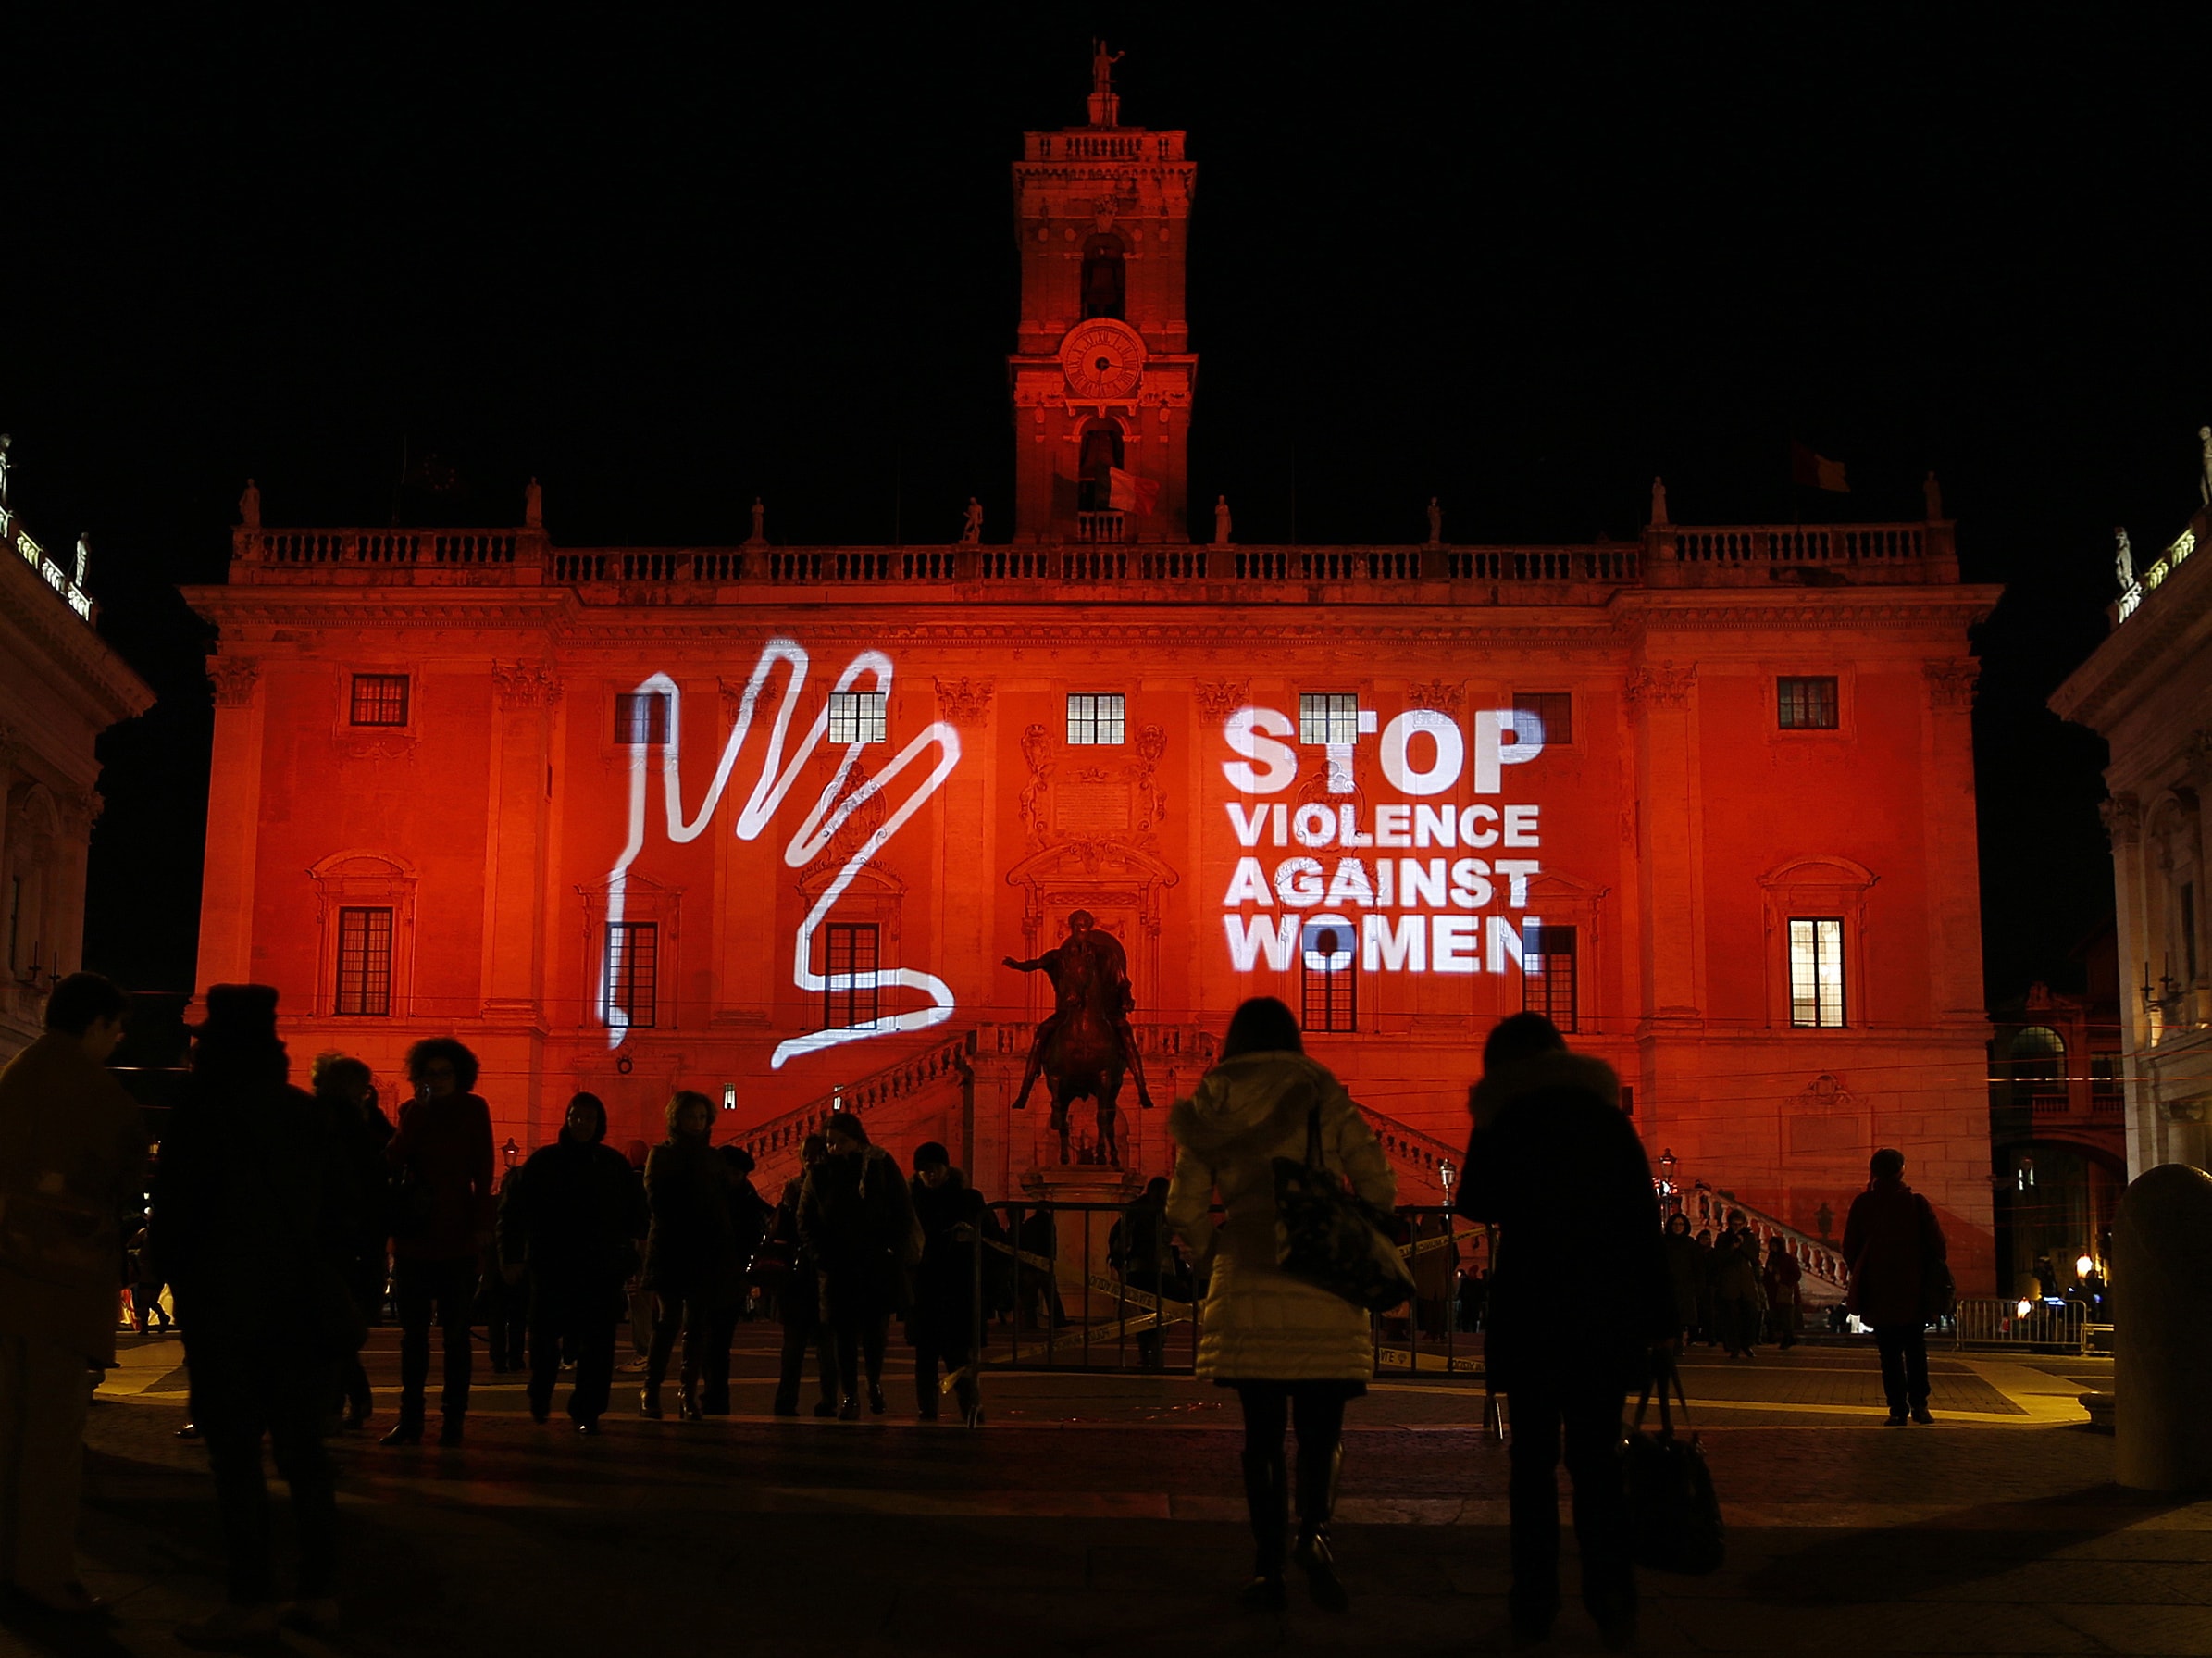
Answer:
[{"left": 1003, "top": 911, "right": 1155, "bottom": 1166}]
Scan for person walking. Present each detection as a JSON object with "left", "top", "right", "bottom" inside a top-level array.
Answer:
[
  {"left": 129, "top": 1222, "right": 174, "bottom": 1334},
  {"left": 640, "top": 1091, "right": 745, "bottom": 1420},
  {"left": 0, "top": 972, "right": 144, "bottom": 1617},
  {"left": 499, "top": 1092, "right": 644, "bottom": 1435},
  {"left": 1113, "top": 1176, "right": 1174, "bottom": 1370},
  {"left": 768, "top": 1133, "right": 837, "bottom": 1417},
  {"left": 1165, "top": 996, "right": 1395, "bottom": 1615},
  {"left": 906, "top": 1141, "right": 984, "bottom": 1424},
  {"left": 1710, "top": 1213, "right": 1764, "bottom": 1359},
  {"left": 799, "top": 1111, "right": 918, "bottom": 1421},
  {"left": 1661, "top": 1214, "right": 1703, "bottom": 1352},
  {"left": 1843, "top": 1147, "right": 1948, "bottom": 1425},
  {"left": 383, "top": 1038, "right": 495, "bottom": 1447},
  {"left": 695, "top": 1144, "right": 771, "bottom": 1415},
  {"left": 150, "top": 984, "right": 350, "bottom": 1643},
  {"left": 1762, "top": 1237, "right": 1803, "bottom": 1351},
  {"left": 1691, "top": 1228, "right": 1719, "bottom": 1344},
  {"left": 1456, "top": 1012, "right": 1671, "bottom": 1651},
  {"left": 308, "top": 1053, "right": 392, "bottom": 1431}
]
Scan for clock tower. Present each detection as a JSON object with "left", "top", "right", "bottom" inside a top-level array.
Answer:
[{"left": 1009, "top": 53, "right": 1196, "bottom": 544}]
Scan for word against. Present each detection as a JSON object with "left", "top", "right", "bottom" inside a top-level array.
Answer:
[
  {"left": 1218, "top": 705, "right": 1547, "bottom": 978},
  {"left": 607, "top": 639, "right": 961, "bottom": 1067}
]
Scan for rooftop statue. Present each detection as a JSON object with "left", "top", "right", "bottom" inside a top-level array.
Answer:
[
  {"left": 1091, "top": 38, "right": 1124, "bottom": 97},
  {"left": 1004, "top": 910, "right": 1154, "bottom": 1166},
  {"left": 238, "top": 478, "right": 261, "bottom": 530},
  {"left": 2201, "top": 427, "right": 2212, "bottom": 506},
  {"left": 1923, "top": 470, "right": 1943, "bottom": 521},
  {"left": 2115, "top": 527, "right": 2134, "bottom": 592},
  {"left": 961, "top": 496, "right": 984, "bottom": 544}
]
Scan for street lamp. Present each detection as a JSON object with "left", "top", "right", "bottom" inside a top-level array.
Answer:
[
  {"left": 501, "top": 1137, "right": 519, "bottom": 1171},
  {"left": 1658, "top": 1148, "right": 1678, "bottom": 1217},
  {"left": 1437, "top": 1159, "right": 1456, "bottom": 1203}
]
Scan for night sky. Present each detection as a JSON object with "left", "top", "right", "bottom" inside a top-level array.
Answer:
[{"left": 6, "top": 8, "right": 2205, "bottom": 1009}]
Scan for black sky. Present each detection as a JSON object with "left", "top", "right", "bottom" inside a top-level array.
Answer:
[{"left": 6, "top": 6, "right": 2206, "bottom": 1006}]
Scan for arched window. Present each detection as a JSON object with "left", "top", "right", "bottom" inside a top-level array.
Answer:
[
  {"left": 2007, "top": 1025, "right": 2066, "bottom": 1085},
  {"left": 1077, "top": 419, "right": 1124, "bottom": 512},
  {"left": 1081, "top": 231, "right": 1127, "bottom": 319}
]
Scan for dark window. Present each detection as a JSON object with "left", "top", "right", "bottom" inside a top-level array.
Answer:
[
  {"left": 615, "top": 692, "right": 671, "bottom": 745},
  {"left": 1067, "top": 693, "right": 1126, "bottom": 745},
  {"left": 349, "top": 673, "right": 410, "bottom": 728},
  {"left": 1522, "top": 924, "right": 1578, "bottom": 1033},
  {"left": 1299, "top": 692, "right": 1360, "bottom": 746},
  {"left": 824, "top": 923, "right": 880, "bottom": 1029},
  {"left": 1080, "top": 231, "right": 1126, "bottom": 319},
  {"left": 1788, "top": 917, "right": 1845, "bottom": 1028},
  {"left": 2090, "top": 1054, "right": 2122, "bottom": 1097},
  {"left": 1299, "top": 919, "right": 1357, "bottom": 1034},
  {"left": 1511, "top": 692, "right": 1573, "bottom": 746},
  {"left": 1621, "top": 1085, "right": 1634, "bottom": 1118},
  {"left": 1777, "top": 676, "right": 1840, "bottom": 730},
  {"left": 604, "top": 921, "right": 658, "bottom": 1029},
  {"left": 335, "top": 906, "right": 393, "bottom": 1016},
  {"left": 828, "top": 692, "right": 888, "bottom": 745},
  {"left": 1077, "top": 420, "right": 1125, "bottom": 512}
]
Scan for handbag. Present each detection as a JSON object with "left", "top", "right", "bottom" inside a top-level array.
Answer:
[
  {"left": 1273, "top": 1101, "right": 1417, "bottom": 1313},
  {"left": 1920, "top": 1257, "right": 1957, "bottom": 1324},
  {"left": 1623, "top": 1351, "right": 1725, "bottom": 1575}
]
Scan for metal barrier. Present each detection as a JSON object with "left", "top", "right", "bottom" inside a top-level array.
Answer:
[{"left": 1950, "top": 1295, "right": 2091, "bottom": 1353}]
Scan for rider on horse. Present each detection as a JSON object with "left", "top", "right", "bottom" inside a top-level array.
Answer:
[{"left": 1002, "top": 911, "right": 1156, "bottom": 1112}]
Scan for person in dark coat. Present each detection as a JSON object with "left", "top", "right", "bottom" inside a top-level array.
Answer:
[
  {"left": 1692, "top": 1228, "right": 1719, "bottom": 1343},
  {"left": 1762, "top": 1238, "right": 1803, "bottom": 1350},
  {"left": 308, "top": 1053, "right": 393, "bottom": 1430},
  {"left": 1661, "top": 1214, "right": 1702, "bottom": 1352},
  {"left": 1843, "top": 1147, "right": 1948, "bottom": 1424},
  {"left": 640, "top": 1091, "right": 743, "bottom": 1420},
  {"left": 498, "top": 1092, "right": 646, "bottom": 1433},
  {"left": 481, "top": 1168, "right": 530, "bottom": 1373},
  {"left": 693, "top": 1143, "right": 769, "bottom": 1414},
  {"left": 383, "top": 1037, "right": 495, "bottom": 1446},
  {"left": 799, "top": 1111, "right": 918, "bottom": 1420},
  {"left": 906, "top": 1141, "right": 984, "bottom": 1423},
  {"left": 1456, "top": 1013, "right": 1671, "bottom": 1652},
  {"left": 1710, "top": 1214, "right": 1764, "bottom": 1359},
  {"left": 1114, "top": 1175, "right": 1174, "bottom": 1369},
  {"left": 148, "top": 985, "right": 348, "bottom": 1643},
  {"left": 769, "top": 1133, "right": 837, "bottom": 1417}
]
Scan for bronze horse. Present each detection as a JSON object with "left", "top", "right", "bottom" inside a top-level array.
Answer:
[{"left": 1037, "top": 987, "right": 1128, "bottom": 1166}]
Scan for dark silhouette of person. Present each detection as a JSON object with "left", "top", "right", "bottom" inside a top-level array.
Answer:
[
  {"left": 696, "top": 1142, "right": 770, "bottom": 1415},
  {"left": 799, "top": 1111, "right": 918, "bottom": 1419},
  {"left": 769, "top": 1133, "right": 838, "bottom": 1417},
  {"left": 383, "top": 1037, "right": 495, "bottom": 1446},
  {"left": 498, "top": 1091, "right": 645, "bottom": 1433},
  {"left": 149, "top": 984, "right": 348, "bottom": 1642},
  {"left": 308, "top": 1053, "right": 393, "bottom": 1431},
  {"left": 0, "top": 970, "right": 142, "bottom": 1616},
  {"left": 1456, "top": 1012, "right": 1671, "bottom": 1651},
  {"left": 1166, "top": 995, "right": 1396, "bottom": 1615},
  {"left": 481, "top": 1167, "right": 530, "bottom": 1374},
  {"left": 1113, "top": 1175, "right": 1174, "bottom": 1369},
  {"left": 640, "top": 1091, "right": 744, "bottom": 1420},
  {"left": 1662, "top": 1214, "right": 1702, "bottom": 1352},
  {"left": 1844, "top": 1147, "right": 1948, "bottom": 1424},
  {"left": 906, "top": 1141, "right": 984, "bottom": 1424}
]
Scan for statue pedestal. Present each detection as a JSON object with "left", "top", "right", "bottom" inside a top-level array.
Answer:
[{"left": 1020, "top": 1164, "right": 1142, "bottom": 1322}]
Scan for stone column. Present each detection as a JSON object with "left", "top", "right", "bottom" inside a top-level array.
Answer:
[
  {"left": 1627, "top": 659, "right": 1703, "bottom": 1026},
  {"left": 2103, "top": 792, "right": 2160, "bottom": 1177},
  {"left": 195, "top": 656, "right": 264, "bottom": 992}
]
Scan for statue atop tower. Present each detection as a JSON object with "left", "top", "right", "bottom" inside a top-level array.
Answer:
[{"left": 1088, "top": 39, "right": 1124, "bottom": 127}]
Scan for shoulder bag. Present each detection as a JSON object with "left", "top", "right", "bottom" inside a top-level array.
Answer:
[
  {"left": 1624, "top": 1350, "right": 1726, "bottom": 1574},
  {"left": 1273, "top": 1102, "right": 1416, "bottom": 1313}
]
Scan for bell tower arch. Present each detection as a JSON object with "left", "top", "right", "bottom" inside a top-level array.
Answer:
[{"left": 1009, "top": 51, "right": 1196, "bottom": 545}]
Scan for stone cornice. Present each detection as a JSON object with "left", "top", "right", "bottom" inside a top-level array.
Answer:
[
  {"left": 2051, "top": 544, "right": 2212, "bottom": 733},
  {"left": 1, "top": 556, "right": 155, "bottom": 727}
]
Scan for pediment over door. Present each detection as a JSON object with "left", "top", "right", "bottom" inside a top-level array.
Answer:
[{"left": 1004, "top": 841, "right": 1179, "bottom": 1021}]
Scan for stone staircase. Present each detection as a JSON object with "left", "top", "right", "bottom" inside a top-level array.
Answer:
[{"left": 731, "top": 1030, "right": 976, "bottom": 1195}]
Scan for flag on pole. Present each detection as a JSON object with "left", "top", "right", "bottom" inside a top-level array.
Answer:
[
  {"left": 1789, "top": 441, "right": 1848, "bottom": 492},
  {"left": 1108, "top": 467, "right": 1161, "bottom": 516}
]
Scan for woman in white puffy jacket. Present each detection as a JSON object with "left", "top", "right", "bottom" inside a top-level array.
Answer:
[{"left": 1166, "top": 996, "right": 1396, "bottom": 1614}]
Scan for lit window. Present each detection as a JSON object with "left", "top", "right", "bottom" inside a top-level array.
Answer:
[
  {"left": 1522, "top": 925, "right": 1577, "bottom": 1033},
  {"left": 1067, "top": 692, "right": 1126, "bottom": 745},
  {"left": 828, "top": 692, "right": 888, "bottom": 745},
  {"left": 1299, "top": 692, "right": 1360, "bottom": 745},
  {"left": 605, "top": 921, "right": 658, "bottom": 1029},
  {"left": 615, "top": 692, "right": 671, "bottom": 745},
  {"left": 1299, "top": 918, "right": 1357, "bottom": 1034},
  {"left": 825, "top": 922, "right": 880, "bottom": 1029},
  {"left": 1788, "top": 917, "right": 1845, "bottom": 1028},
  {"left": 335, "top": 906, "right": 393, "bottom": 1016},
  {"left": 1511, "top": 692, "right": 1573, "bottom": 746},
  {"left": 1777, "top": 677, "right": 1839, "bottom": 730},
  {"left": 349, "top": 674, "right": 410, "bottom": 728}
]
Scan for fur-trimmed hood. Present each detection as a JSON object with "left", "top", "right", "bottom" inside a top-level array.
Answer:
[
  {"left": 1468, "top": 1049, "right": 1622, "bottom": 1130},
  {"left": 1168, "top": 1050, "right": 1354, "bottom": 1161}
]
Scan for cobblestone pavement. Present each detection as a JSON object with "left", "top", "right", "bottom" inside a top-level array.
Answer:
[{"left": 3, "top": 1329, "right": 2200, "bottom": 1658}]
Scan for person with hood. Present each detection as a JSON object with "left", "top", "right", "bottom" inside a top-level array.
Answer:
[
  {"left": 308, "top": 1053, "right": 393, "bottom": 1430},
  {"left": 1165, "top": 996, "right": 1395, "bottom": 1615},
  {"left": 0, "top": 971, "right": 143, "bottom": 1617},
  {"left": 383, "top": 1037, "right": 495, "bottom": 1446},
  {"left": 799, "top": 1110, "right": 919, "bottom": 1420},
  {"left": 149, "top": 984, "right": 349, "bottom": 1643},
  {"left": 906, "top": 1141, "right": 984, "bottom": 1424},
  {"left": 1843, "top": 1147, "right": 1948, "bottom": 1424},
  {"left": 1710, "top": 1212, "right": 1764, "bottom": 1360},
  {"left": 1762, "top": 1236, "right": 1803, "bottom": 1351},
  {"left": 1455, "top": 1012, "right": 1671, "bottom": 1652},
  {"left": 498, "top": 1092, "right": 646, "bottom": 1434},
  {"left": 640, "top": 1091, "right": 744, "bottom": 1420},
  {"left": 768, "top": 1133, "right": 838, "bottom": 1417},
  {"left": 1661, "top": 1214, "right": 1703, "bottom": 1352}
]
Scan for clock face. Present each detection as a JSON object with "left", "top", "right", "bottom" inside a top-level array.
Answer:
[{"left": 1060, "top": 319, "right": 1146, "bottom": 400}]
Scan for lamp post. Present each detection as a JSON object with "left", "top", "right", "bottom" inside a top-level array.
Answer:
[
  {"left": 1658, "top": 1148, "right": 1678, "bottom": 1218},
  {"left": 501, "top": 1136, "right": 518, "bottom": 1172}
]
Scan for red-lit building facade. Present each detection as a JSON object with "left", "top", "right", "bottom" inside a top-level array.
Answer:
[{"left": 185, "top": 88, "right": 2001, "bottom": 1287}]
